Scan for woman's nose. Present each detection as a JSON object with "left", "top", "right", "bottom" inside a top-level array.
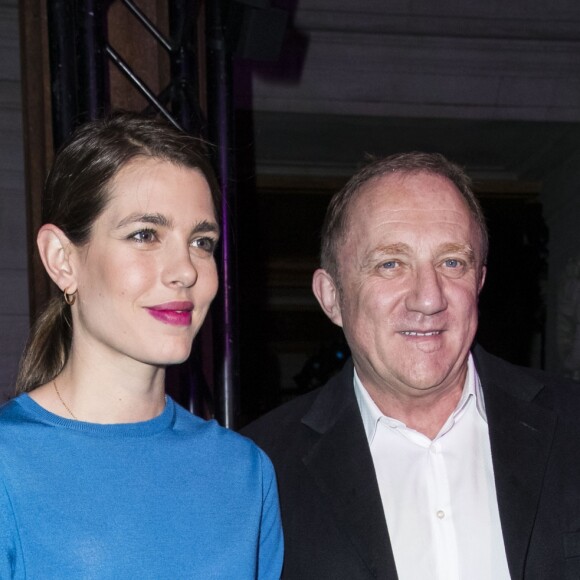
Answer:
[{"left": 162, "top": 245, "right": 198, "bottom": 288}]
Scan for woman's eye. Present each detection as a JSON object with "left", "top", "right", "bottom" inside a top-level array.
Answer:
[
  {"left": 130, "top": 229, "right": 157, "bottom": 243},
  {"left": 191, "top": 237, "right": 217, "bottom": 254}
]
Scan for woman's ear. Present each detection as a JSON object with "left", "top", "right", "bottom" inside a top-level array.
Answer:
[{"left": 36, "top": 225, "right": 77, "bottom": 293}]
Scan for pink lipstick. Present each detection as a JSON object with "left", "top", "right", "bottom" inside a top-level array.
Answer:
[{"left": 146, "top": 302, "right": 193, "bottom": 326}]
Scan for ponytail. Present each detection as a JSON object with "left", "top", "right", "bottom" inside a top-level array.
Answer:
[{"left": 16, "top": 296, "right": 72, "bottom": 393}]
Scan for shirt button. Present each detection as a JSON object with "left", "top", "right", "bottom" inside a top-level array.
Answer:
[{"left": 436, "top": 510, "right": 445, "bottom": 519}]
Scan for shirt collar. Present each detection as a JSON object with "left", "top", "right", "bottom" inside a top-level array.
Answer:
[{"left": 354, "top": 353, "right": 487, "bottom": 445}]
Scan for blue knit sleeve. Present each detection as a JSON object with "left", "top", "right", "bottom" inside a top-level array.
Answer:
[
  {"left": 257, "top": 449, "right": 284, "bottom": 579},
  {"left": 0, "top": 479, "right": 24, "bottom": 578}
]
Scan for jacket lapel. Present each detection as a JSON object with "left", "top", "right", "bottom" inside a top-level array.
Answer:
[
  {"left": 297, "top": 348, "right": 556, "bottom": 579},
  {"left": 301, "top": 364, "right": 398, "bottom": 579},
  {"left": 474, "top": 348, "right": 556, "bottom": 580}
]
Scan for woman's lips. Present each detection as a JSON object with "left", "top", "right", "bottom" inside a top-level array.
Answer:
[{"left": 146, "top": 302, "right": 193, "bottom": 326}]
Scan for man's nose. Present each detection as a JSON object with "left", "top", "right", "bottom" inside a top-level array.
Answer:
[{"left": 404, "top": 264, "right": 448, "bottom": 315}]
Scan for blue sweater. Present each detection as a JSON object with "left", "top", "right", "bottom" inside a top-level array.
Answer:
[{"left": 0, "top": 395, "right": 283, "bottom": 579}]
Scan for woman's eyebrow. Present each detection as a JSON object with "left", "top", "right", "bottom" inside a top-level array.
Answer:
[
  {"left": 191, "top": 219, "right": 220, "bottom": 236},
  {"left": 115, "top": 213, "right": 220, "bottom": 237},
  {"left": 116, "top": 212, "right": 172, "bottom": 229}
]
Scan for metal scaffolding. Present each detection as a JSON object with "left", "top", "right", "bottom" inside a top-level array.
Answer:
[{"left": 46, "top": 0, "right": 238, "bottom": 427}]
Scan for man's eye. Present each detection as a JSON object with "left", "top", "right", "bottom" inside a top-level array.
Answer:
[
  {"left": 382, "top": 260, "right": 398, "bottom": 269},
  {"left": 444, "top": 259, "right": 461, "bottom": 268},
  {"left": 130, "top": 229, "right": 157, "bottom": 243},
  {"left": 192, "top": 237, "right": 217, "bottom": 254}
]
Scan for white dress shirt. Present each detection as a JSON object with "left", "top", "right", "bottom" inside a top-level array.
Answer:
[{"left": 354, "top": 355, "right": 511, "bottom": 580}]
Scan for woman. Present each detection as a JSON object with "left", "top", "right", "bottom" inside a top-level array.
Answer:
[{"left": 0, "top": 113, "right": 283, "bottom": 578}]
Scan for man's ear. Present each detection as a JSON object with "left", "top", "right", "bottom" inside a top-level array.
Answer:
[
  {"left": 312, "top": 268, "right": 343, "bottom": 328},
  {"left": 478, "top": 265, "right": 487, "bottom": 294},
  {"left": 36, "top": 224, "right": 77, "bottom": 293}
]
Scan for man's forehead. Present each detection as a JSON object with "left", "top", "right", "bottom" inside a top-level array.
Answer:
[
  {"left": 339, "top": 171, "right": 483, "bottom": 261},
  {"left": 359, "top": 169, "right": 455, "bottom": 194},
  {"left": 351, "top": 170, "right": 468, "bottom": 218}
]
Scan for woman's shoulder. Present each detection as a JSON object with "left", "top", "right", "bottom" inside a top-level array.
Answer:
[
  {"left": 171, "top": 401, "right": 272, "bottom": 465},
  {"left": 0, "top": 395, "right": 29, "bottom": 426},
  {"left": 0, "top": 396, "right": 43, "bottom": 463}
]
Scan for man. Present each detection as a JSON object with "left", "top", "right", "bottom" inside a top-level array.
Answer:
[{"left": 243, "top": 152, "right": 580, "bottom": 579}]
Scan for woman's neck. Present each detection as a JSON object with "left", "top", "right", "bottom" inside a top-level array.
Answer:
[{"left": 29, "top": 354, "right": 167, "bottom": 424}]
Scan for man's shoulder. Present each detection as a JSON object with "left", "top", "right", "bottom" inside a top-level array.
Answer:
[
  {"left": 475, "top": 344, "right": 573, "bottom": 387},
  {"left": 241, "top": 385, "right": 323, "bottom": 454},
  {"left": 474, "top": 345, "right": 580, "bottom": 417},
  {"left": 241, "top": 361, "right": 354, "bottom": 454}
]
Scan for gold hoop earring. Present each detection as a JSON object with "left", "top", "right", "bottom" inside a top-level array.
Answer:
[{"left": 63, "top": 288, "right": 77, "bottom": 306}]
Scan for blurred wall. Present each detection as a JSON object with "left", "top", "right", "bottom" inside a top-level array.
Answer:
[{"left": 0, "top": 0, "right": 27, "bottom": 401}]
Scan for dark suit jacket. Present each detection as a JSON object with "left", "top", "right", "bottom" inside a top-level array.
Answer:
[{"left": 242, "top": 345, "right": 580, "bottom": 579}]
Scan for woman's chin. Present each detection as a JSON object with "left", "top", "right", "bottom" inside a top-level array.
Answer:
[{"left": 145, "top": 345, "right": 193, "bottom": 367}]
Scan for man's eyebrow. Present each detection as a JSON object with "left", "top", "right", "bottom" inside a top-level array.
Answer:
[
  {"left": 363, "top": 242, "right": 477, "bottom": 267},
  {"left": 361, "top": 243, "right": 411, "bottom": 269},
  {"left": 438, "top": 243, "right": 476, "bottom": 260},
  {"left": 375, "top": 243, "right": 412, "bottom": 255},
  {"left": 116, "top": 213, "right": 172, "bottom": 229}
]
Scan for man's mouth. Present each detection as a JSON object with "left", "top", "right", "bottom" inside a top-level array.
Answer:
[{"left": 400, "top": 330, "right": 442, "bottom": 337}]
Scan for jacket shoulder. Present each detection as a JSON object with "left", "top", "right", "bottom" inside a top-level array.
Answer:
[
  {"left": 474, "top": 344, "right": 580, "bottom": 419},
  {"left": 241, "top": 360, "right": 355, "bottom": 456},
  {"left": 241, "top": 388, "right": 321, "bottom": 453}
]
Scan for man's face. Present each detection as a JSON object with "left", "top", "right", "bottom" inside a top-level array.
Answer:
[{"left": 313, "top": 171, "right": 485, "bottom": 402}]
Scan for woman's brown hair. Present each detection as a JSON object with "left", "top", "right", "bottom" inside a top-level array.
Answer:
[{"left": 16, "top": 112, "right": 220, "bottom": 393}]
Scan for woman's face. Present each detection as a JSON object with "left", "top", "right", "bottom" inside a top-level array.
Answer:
[{"left": 69, "top": 157, "right": 219, "bottom": 370}]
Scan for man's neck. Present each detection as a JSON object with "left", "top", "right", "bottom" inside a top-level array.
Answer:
[{"left": 362, "top": 380, "right": 465, "bottom": 440}]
